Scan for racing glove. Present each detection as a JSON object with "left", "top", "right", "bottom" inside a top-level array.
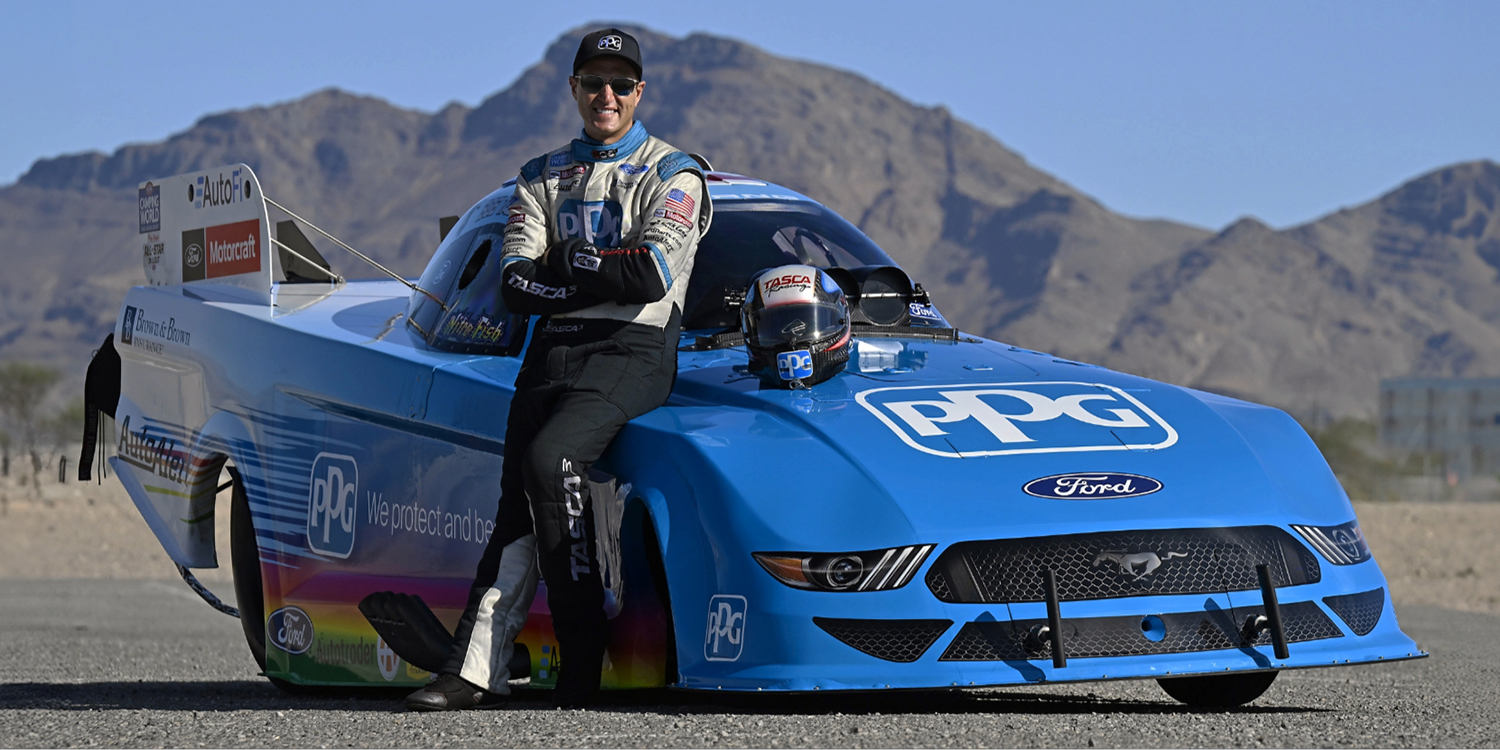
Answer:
[{"left": 544, "top": 237, "right": 669, "bottom": 305}]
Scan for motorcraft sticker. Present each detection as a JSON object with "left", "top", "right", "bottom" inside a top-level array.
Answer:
[
  {"left": 1023, "top": 472, "right": 1164, "bottom": 499},
  {"left": 704, "top": 595, "right": 747, "bottom": 662},
  {"left": 182, "top": 219, "right": 261, "bottom": 282},
  {"left": 856, "top": 381, "right": 1178, "bottom": 458}
]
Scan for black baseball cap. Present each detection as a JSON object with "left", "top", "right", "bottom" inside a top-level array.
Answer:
[{"left": 574, "top": 28, "right": 643, "bottom": 78}]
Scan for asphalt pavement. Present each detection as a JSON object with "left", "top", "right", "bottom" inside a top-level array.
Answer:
[{"left": 1, "top": 579, "right": 1495, "bottom": 748}]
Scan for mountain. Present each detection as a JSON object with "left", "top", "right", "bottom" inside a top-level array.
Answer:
[{"left": 1, "top": 25, "right": 1496, "bottom": 421}]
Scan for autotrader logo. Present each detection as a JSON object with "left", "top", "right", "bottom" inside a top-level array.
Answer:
[
  {"left": 856, "top": 382, "right": 1178, "bottom": 458},
  {"left": 307, "top": 453, "right": 358, "bottom": 558},
  {"left": 704, "top": 595, "right": 746, "bottom": 662}
]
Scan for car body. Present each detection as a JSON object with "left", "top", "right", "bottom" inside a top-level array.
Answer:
[{"left": 96, "top": 163, "right": 1423, "bottom": 703}]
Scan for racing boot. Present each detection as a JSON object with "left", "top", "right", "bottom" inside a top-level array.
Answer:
[
  {"left": 551, "top": 614, "right": 609, "bottom": 709},
  {"left": 404, "top": 673, "right": 508, "bottom": 711}
]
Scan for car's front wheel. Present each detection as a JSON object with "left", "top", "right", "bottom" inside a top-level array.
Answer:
[{"left": 1156, "top": 670, "right": 1278, "bottom": 707}]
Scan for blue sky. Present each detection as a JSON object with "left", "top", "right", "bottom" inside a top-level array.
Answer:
[{"left": 2, "top": 0, "right": 1495, "bottom": 230}]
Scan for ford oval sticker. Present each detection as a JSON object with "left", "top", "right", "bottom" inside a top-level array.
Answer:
[{"left": 1023, "top": 472, "right": 1163, "bottom": 500}]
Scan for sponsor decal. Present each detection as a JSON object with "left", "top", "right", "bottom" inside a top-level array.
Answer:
[
  {"left": 120, "top": 307, "right": 191, "bottom": 353},
  {"left": 591, "top": 147, "right": 617, "bottom": 161},
  {"left": 307, "top": 453, "right": 358, "bottom": 559},
  {"left": 763, "top": 273, "right": 812, "bottom": 295},
  {"left": 558, "top": 199, "right": 623, "bottom": 246},
  {"left": 909, "top": 302, "right": 942, "bottom": 321},
  {"left": 506, "top": 213, "right": 525, "bottom": 226},
  {"left": 507, "top": 273, "right": 575, "bottom": 300},
  {"left": 142, "top": 233, "right": 164, "bottom": 273},
  {"left": 268, "top": 606, "right": 315, "bottom": 654},
  {"left": 1023, "top": 472, "right": 1163, "bottom": 500},
  {"left": 190, "top": 167, "right": 250, "bottom": 209},
  {"left": 377, "top": 637, "right": 400, "bottom": 681},
  {"left": 182, "top": 219, "right": 261, "bottom": 282},
  {"left": 437, "top": 310, "right": 507, "bottom": 346},
  {"left": 618, "top": 162, "right": 650, "bottom": 176},
  {"left": 562, "top": 459, "right": 591, "bottom": 581},
  {"left": 120, "top": 306, "right": 137, "bottom": 345},
  {"left": 704, "top": 595, "right": 747, "bottom": 662},
  {"left": 365, "top": 491, "right": 496, "bottom": 546},
  {"left": 138, "top": 182, "right": 160, "bottom": 233},
  {"left": 543, "top": 322, "right": 585, "bottom": 334},
  {"left": 598, "top": 34, "right": 622, "bottom": 51},
  {"left": 313, "top": 636, "right": 376, "bottom": 667},
  {"left": 572, "top": 252, "right": 601, "bottom": 272},
  {"left": 116, "top": 416, "right": 188, "bottom": 484},
  {"left": 653, "top": 206, "right": 693, "bottom": 228},
  {"left": 549, "top": 165, "right": 586, "bottom": 181},
  {"left": 776, "top": 349, "right": 813, "bottom": 381},
  {"left": 856, "top": 382, "right": 1178, "bottom": 458},
  {"left": 550, "top": 152, "right": 571, "bottom": 167},
  {"left": 1091, "top": 550, "right": 1187, "bottom": 581}
]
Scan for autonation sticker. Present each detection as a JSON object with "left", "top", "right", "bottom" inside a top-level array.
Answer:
[{"left": 855, "top": 381, "right": 1178, "bottom": 458}]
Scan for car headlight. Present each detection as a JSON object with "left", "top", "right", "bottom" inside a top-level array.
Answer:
[
  {"left": 1292, "top": 521, "right": 1372, "bottom": 565},
  {"left": 753, "top": 544, "right": 935, "bottom": 592}
]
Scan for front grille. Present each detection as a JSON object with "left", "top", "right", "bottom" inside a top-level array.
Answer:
[
  {"left": 813, "top": 617, "right": 952, "bottom": 662},
  {"left": 927, "top": 526, "right": 1321, "bottom": 604},
  {"left": 1323, "top": 588, "right": 1385, "bottom": 636},
  {"left": 938, "top": 601, "right": 1342, "bottom": 661}
]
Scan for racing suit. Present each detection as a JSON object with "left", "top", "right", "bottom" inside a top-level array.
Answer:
[{"left": 441, "top": 122, "right": 711, "bottom": 703}]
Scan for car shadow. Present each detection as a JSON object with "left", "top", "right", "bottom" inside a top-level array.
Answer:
[{"left": 0, "top": 680, "right": 1329, "bottom": 716}]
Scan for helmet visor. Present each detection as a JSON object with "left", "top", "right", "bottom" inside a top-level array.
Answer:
[{"left": 744, "top": 301, "right": 849, "bottom": 349}]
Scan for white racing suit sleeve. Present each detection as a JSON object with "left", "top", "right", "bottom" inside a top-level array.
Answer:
[{"left": 557, "top": 171, "right": 706, "bottom": 304}]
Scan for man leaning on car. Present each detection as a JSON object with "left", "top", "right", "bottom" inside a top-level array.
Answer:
[{"left": 405, "top": 27, "right": 711, "bottom": 711}]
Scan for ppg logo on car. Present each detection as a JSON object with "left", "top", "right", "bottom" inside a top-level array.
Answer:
[
  {"left": 307, "top": 453, "right": 358, "bottom": 558},
  {"left": 704, "top": 595, "right": 747, "bottom": 662},
  {"left": 856, "top": 382, "right": 1178, "bottom": 458}
]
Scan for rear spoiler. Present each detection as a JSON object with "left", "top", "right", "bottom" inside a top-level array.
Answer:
[{"left": 138, "top": 164, "right": 439, "bottom": 305}]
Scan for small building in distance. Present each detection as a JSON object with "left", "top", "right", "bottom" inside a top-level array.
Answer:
[{"left": 1380, "top": 377, "right": 1500, "bottom": 482}]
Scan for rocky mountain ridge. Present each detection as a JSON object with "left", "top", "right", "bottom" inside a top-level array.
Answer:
[{"left": 2, "top": 25, "right": 1496, "bottom": 420}]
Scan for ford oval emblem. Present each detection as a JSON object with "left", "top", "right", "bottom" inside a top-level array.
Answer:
[
  {"left": 1023, "top": 472, "right": 1163, "bottom": 500},
  {"left": 268, "top": 606, "right": 316, "bottom": 654}
]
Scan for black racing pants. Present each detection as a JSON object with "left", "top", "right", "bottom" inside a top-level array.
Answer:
[{"left": 443, "top": 311, "right": 678, "bottom": 696}]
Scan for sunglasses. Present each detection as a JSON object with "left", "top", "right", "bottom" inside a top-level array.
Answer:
[{"left": 573, "top": 74, "right": 641, "bottom": 97}]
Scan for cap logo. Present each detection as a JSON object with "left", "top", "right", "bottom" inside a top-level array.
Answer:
[{"left": 599, "top": 35, "right": 623, "bottom": 51}]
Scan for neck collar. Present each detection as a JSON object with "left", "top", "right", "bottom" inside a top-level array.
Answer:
[{"left": 571, "top": 121, "right": 648, "bottom": 163}]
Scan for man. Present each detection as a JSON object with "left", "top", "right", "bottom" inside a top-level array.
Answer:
[{"left": 405, "top": 27, "right": 710, "bottom": 711}]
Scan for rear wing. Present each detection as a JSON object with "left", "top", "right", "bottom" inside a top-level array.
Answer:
[
  {"left": 139, "top": 164, "right": 280, "bottom": 305},
  {"left": 139, "top": 163, "right": 436, "bottom": 306}
]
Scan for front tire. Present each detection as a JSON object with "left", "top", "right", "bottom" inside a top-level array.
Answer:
[
  {"left": 228, "top": 465, "right": 318, "bottom": 694},
  {"left": 1157, "top": 671, "right": 1279, "bottom": 707}
]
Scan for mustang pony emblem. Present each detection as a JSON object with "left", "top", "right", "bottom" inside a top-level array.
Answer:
[{"left": 1092, "top": 550, "right": 1187, "bottom": 581}]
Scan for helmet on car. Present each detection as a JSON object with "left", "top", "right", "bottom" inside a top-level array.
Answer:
[{"left": 740, "top": 264, "right": 852, "bottom": 388}]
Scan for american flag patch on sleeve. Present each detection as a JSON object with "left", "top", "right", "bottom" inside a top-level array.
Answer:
[{"left": 664, "top": 188, "right": 695, "bottom": 216}]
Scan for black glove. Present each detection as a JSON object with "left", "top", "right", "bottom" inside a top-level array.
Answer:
[{"left": 545, "top": 238, "right": 598, "bottom": 281}]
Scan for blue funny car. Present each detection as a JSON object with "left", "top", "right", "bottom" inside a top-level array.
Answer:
[{"left": 86, "top": 163, "right": 1422, "bottom": 707}]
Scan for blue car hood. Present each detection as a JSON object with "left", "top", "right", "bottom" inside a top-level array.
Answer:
[{"left": 654, "top": 337, "right": 1353, "bottom": 551}]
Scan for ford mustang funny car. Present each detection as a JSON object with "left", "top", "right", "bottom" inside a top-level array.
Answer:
[{"left": 81, "top": 163, "right": 1424, "bottom": 707}]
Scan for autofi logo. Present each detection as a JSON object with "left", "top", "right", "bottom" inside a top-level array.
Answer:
[
  {"left": 558, "top": 199, "right": 623, "bottom": 247},
  {"left": 307, "top": 453, "right": 358, "bottom": 558},
  {"left": 138, "top": 182, "right": 160, "bottom": 233},
  {"left": 704, "top": 594, "right": 747, "bottom": 662},
  {"left": 855, "top": 382, "right": 1178, "bottom": 458},
  {"left": 268, "top": 606, "right": 315, "bottom": 654},
  {"left": 192, "top": 168, "right": 247, "bottom": 209},
  {"left": 1023, "top": 472, "right": 1164, "bottom": 500}
]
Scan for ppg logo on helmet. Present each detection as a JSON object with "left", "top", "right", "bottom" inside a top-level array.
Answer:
[
  {"left": 776, "top": 349, "right": 813, "bottom": 381},
  {"left": 307, "top": 453, "right": 358, "bottom": 558},
  {"left": 598, "top": 35, "right": 623, "bottom": 51},
  {"left": 704, "top": 595, "right": 747, "bottom": 661},
  {"left": 857, "top": 381, "right": 1178, "bottom": 458}
]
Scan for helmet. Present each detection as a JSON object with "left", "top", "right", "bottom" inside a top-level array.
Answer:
[{"left": 741, "top": 264, "right": 852, "bottom": 388}]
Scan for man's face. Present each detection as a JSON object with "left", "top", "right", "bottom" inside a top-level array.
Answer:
[{"left": 571, "top": 57, "right": 644, "bottom": 144}]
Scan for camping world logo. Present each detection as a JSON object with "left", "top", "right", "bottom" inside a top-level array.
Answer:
[{"left": 855, "top": 382, "right": 1178, "bottom": 458}]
